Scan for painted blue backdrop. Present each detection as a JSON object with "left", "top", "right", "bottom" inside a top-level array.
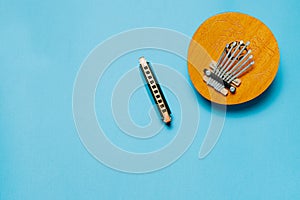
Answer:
[{"left": 1, "top": 0, "right": 299, "bottom": 199}]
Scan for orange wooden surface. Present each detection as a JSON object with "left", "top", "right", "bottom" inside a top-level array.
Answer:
[{"left": 187, "top": 12, "right": 280, "bottom": 105}]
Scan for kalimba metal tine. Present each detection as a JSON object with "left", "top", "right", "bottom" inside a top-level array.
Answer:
[
  {"left": 225, "top": 54, "right": 253, "bottom": 82},
  {"left": 220, "top": 41, "right": 249, "bottom": 78},
  {"left": 223, "top": 41, "right": 250, "bottom": 80},
  {"left": 219, "top": 41, "right": 244, "bottom": 78},
  {"left": 228, "top": 61, "right": 255, "bottom": 83},
  {"left": 202, "top": 40, "right": 254, "bottom": 96},
  {"left": 214, "top": 44, "right": 229, "bottom": 73},
  {"left": 217, "top": 42, "right": 236, "bottom": 76},
  {"left": 224, "top": 50, "right": 252, "bottom": 82}
]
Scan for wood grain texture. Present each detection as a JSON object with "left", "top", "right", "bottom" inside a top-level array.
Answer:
[{"left": 187, "top": 12, "right": 280, "bottom": 105}]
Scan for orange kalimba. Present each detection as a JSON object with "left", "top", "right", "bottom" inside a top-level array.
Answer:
[{"left": 187, "top": 12, "right": 280, "bottom": 105}]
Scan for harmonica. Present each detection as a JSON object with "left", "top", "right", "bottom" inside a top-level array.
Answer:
[{"left": 139, "top": 57, "right": 172, "bottom": 124}]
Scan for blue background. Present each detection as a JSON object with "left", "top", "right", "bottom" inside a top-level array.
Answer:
[{"left": 1, "top": 0, "right": 300, "bottom": 199}]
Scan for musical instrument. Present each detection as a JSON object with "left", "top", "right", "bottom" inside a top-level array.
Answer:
[
  {"left": 188, "top": 12, "right": 280, "bottom": 105},
  {"left": 139, "top": 57, "right": 172, "bottom": 124}
]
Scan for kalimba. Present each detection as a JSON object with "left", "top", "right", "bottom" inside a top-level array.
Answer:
[{"left": 188, "top": 12, "right": 280, "bottom": 105}]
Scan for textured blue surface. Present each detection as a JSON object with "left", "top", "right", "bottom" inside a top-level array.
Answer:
[{"left": 1, "top": 0, "right": 300, "bottom": 199}]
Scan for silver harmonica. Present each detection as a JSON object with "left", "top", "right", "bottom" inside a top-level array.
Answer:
[{"left": 139, "top": 57, "right": 172, "bottom": 124}]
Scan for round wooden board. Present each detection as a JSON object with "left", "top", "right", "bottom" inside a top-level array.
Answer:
[{"left": 187, "top": 12, "right": 280, "bottom": 105}]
